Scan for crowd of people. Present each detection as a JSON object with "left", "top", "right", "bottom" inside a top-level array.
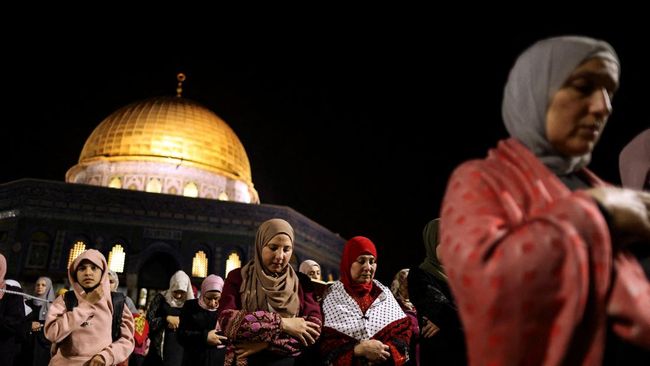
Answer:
[{"left": 1, "top": 35, "right": 649, "bottom": 366}]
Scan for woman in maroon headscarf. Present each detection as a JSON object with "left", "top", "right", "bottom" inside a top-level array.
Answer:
[
  {"left": 320, "top": 236, "right": 412, "bottom": 366},
  {"left": 217, "top": 218, "right": 322, "bottom": 366}
]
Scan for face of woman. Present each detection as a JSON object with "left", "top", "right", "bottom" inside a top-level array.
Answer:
[
  {"left": 261, "top": 233, "right": 293, "bottom": 274},
  {"left": 306, "top": 265, "right": 321, "bottom": 281},
  {"left": 202, "top": 290, "right": 221, "bottom": 310},
  {"left": 172, "top": 290, "right": 186, "bottom": 300},
  {"left": 35, "top": 279, "right": 47, "bottom": 296},
  {"left": 109, "top": 277, "right": 118, "bottom": 291},
  {"left": 546, "top": 57, "right": 619, "bottom": 157},
  {"left": 76, "top": 260, "right": 102, "bottom": 289},
  {"left": 350, "top": 254, "right": 377, "bottom": 284}
]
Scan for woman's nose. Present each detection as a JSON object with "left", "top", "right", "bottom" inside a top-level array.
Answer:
[{"left": 590, "top": 87, "right": 612, "bottom": 116}]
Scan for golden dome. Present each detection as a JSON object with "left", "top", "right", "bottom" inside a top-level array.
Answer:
[{"left": 78, "top": 96, "right": 253, "bottom": 183}]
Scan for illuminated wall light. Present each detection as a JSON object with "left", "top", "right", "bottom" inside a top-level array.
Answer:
[
  {"left": 192, "top": 251, "right": 208, "bottom": 278},
  {"left": 67, "top": 241, "right": 87, "bottom": 268},
  {"left": 108, "top": 244, "right": 126, "bottom": 273},
  {"left": 225, "top": 251, "right": 241, "bottom": 278}
]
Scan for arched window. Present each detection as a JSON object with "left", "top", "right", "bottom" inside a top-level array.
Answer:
[
  {"left": 67, "top": 241, "right": 86, "bottom": 268},
  {"left": 192, "top": 251, "right": 208, "bottom": 278},
  {"left": 146, "top": 178, "right": 162, "bottom": 193},
  {"left": 168, "top": 186, "right": 178, "bottom": 195},
  {"left": 225, "top": 251, "right": 241, "bottom": 278},
  {"left": 183, "top": 182, "right": 198, "bottom": 198},
  {"left": 108, "top": 244, "right": 126, "bottom": 273},
  {"left": 108, "top": 177, "right": 122, "bottom": 189},
  {"left": 218, "top": 191, "right": 229, "bottom": 201}
]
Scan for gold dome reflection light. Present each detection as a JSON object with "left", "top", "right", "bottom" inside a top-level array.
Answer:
[{"left": 176, "top": 73, "right": 186, "bottom": 97}]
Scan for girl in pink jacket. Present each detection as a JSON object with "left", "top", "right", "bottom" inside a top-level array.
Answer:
[{"left": 45, "top": 249, "right": 135, "bottom": 366}]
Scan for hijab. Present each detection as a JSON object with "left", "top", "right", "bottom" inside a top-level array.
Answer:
[
  {"left": 419, "top": 218, "right": 448, "bottom": 282},
  {"left": 339, "top": 236, "right": 377, "bottom": 297},
  {"left": 390, "top": 268, "right": 414, "bottom": 311},
  {"left": 198, "top": 274, "right": 224, "bottom": 311},
  {"left": 163, "top": 270, "right": 194, "bottom": 308},
  {"left": 502, "top": 35, "right": 620, "bottom": 175},
  {"left": 619, "top": 128, "right": 650, "bottom": 190},
  {"left": 240, "top": 218, "right": 300, "bottom": 317},
  {"left": 5, "top": 279, "right": 32, "bottom": 315},
  {"left": 0, "top": 253, "right": 6, "bottom": 300},
  {"left": 68, "top": 249, "right": 112, "bottom": 310},
  {"left": 299, "top": 259, "right": 320, "bottom": 277},
  {"left": 35, "top": 276, "right": 55, "bottom": 321}
]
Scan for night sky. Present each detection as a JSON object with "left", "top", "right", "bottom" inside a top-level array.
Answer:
[{"left": 2, "top": 24, "right": 647, "bottom": 282}]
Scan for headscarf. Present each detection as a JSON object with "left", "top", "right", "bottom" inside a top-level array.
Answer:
[
  {"left": 340, "top": 236, "right": 378, "bottom": 297},
  {"left": 35, "top": 276, "right": 55, "bottom": 321},
  {"left": 502, "top": 35, "right": 620, "bottom": 175},
  {"left": 69, "top": 249, "right": 112, "bottom": 310},
  {"left": 108, "top": 270, "right": 138, "bottom": 313},
  {"left": 0, "top": 253, "right": 6, "bottom": 300},
  {"left": 198, "top": 274, "right": 224, "bottom": 311},
  {"left": 163, "top": 270, "right": 194, "bottom": 308},
  {"left": 299, "top": 259, "right": 320, "bottom": 277},
  {"left": 107, "top": 270, "right": 119, "bottom": 291},
  {"left": 5, "top": 279, "right": 32, "bottom": 315},
  {"left": 240, "top": 218, "right": 300, "bottom": 317},
  {"left": 390, "top": 268, "right": 414, "bottom": 311},
  {"left": 619, "top": 128, "right": 650, "bottom": 190},
  {"left": 419, "top": 219, "right": 447, "bottom": 282}
]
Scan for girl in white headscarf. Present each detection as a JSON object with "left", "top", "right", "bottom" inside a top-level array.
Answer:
[{"left": 145, "top": 270, "right": 194, "bottom": 366}]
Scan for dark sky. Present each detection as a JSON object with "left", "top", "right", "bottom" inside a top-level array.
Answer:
[{"left": 2, "top": 24, "right": 647, "bottom": 282}]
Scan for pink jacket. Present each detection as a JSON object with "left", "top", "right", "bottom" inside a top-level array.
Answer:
[{"left": 45, "top": 250, "right": 135, "bottom": 365}]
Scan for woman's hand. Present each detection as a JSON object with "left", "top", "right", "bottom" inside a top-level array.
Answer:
[
  {"left": 280, "top": 317, "right": 321, "bottom": 346},
  {"left": 234, "top": 342, "right": 269, "bottom": 358},
  {"left": 166, "top": 315, "right": 180, "bottom": 330},
  {"left": 88, "top": 354, "right": 106, "bottom": 366},
  {"left": 206, "top": 329, "right": 228, "bottom": 346},
  {"left": 31, "top": 321, "right": 42, "bottom": 332},
  {"left": 586, "top": 187, "right": 650, "bottom": 246},
  {"left": 83, "top": 287, "right": 103, "bottom": 305},
  {"left": 421, "top": 316, "right": 440, "bottom": 338},
  {"left": 354, "top": 339, "right": 390, "bottom": 363}
]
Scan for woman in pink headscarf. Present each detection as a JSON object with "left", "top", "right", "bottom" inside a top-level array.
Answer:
[
  {"left": 44, "top": 249, "right": 135, "bottom": 366},
  {"left": 178, "top": 274, "right": 227, "bottom": 366},
  {"left": 0, "top": 253, "right": 26, "bottom": 365}
]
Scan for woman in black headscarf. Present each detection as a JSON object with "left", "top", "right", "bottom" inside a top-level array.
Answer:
[{"left": 408, "top": 219, "right": 466, "bottom": 365}]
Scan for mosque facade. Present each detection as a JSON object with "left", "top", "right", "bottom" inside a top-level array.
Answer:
[{"left": 0, "top": 83, "right": 344, "bottom": 305}]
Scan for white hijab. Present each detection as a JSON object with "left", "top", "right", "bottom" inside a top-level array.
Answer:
[{"left": 163, "top": 270, "right": 194, "bottom": 308}]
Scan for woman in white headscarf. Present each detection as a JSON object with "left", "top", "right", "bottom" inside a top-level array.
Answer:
[
  {"left": 145, "top": 270, "right": 194, "bottom": 366},
  {"left": 24, "top": 276, "right": 55, "bottom": 366},
  {"left": 439, "top": 35, "right": 650, "bottom": 366}
]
